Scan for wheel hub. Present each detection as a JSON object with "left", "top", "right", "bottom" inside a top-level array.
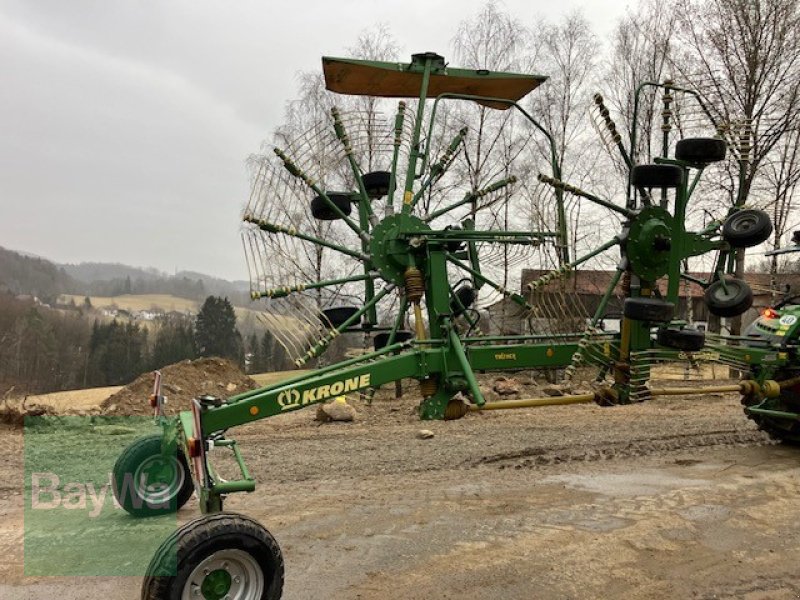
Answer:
[
  {"left": 184, "top": 549, "right": 264, "bottom": 600},
  {"left": 369, "top": 213, "right": 430, "bottom": 285},
  {"left": 133, "top": 454, "right": 185, "bottom": 505},
  {"left": 201, "top": 569, "right": 232, "bottom": 599},
  {"left": 625, "top": 205, "right": 674, "bottom": 281}
]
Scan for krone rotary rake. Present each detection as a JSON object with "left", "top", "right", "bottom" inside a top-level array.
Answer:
[{"left": 114, "top": 52, "right": 800, "bottom": 600}]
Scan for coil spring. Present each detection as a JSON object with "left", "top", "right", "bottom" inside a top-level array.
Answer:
[
  {"left": 621, "top": 270, "right": 631, "bottom": 297},
  {"left": 404, "top": 267, "right": 425, "bottom": 302},
  {"left": 444, "top": 398, "right": 468, "bottom": 420},
  {"left": 419, "top": 377, "right": 438, "bottom": 398}
]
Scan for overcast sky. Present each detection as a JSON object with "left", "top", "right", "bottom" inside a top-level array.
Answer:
[{"left": 1, "top": 0, "right": 630, "bottom": 281}]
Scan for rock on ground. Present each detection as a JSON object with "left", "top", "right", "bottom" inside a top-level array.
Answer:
[
  {"left": 493, "top": 376, "right": 521, "bottom": 396},
  {"left": 315, "top": 399, "right": 357, "bottom": 422}
]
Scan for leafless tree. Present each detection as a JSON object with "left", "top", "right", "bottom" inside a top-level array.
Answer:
[
  {"left": 604, "top": 0, "right": 678, "bottom": 165},
  {"left": 762, "top": 124, "right": 800, "bottom": 292},
  {"left": 669, "top": 0, "right": 800, "bottom": 334}
]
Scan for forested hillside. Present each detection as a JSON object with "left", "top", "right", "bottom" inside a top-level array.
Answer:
[
  {"left": 0, "top": 246, "right": 78, "bottom": 301},
  {"left": 0, "top": 245, "right": 250, "bottom": 305}
]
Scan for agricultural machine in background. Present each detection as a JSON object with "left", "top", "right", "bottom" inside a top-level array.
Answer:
[{"left": 112, "top": 52, "right": 800, "bottom": 599}]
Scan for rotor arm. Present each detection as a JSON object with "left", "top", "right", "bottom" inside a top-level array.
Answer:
[
  {"left": 424, "top": 175, "right": 518, "bottom": 222},
  {"left": 273, "top": 147, "right": 369, "bottom": 242},
  {"left": 537, "top": 173, "right": 635, "bottom": 219}
]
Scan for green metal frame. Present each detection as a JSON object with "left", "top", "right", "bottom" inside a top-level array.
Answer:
[{"left": 151, "top": 54, "right": 798, "bottom": 514}]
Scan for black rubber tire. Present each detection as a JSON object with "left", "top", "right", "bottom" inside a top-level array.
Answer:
[
  {"left": 443, "top": 224, "right": 466, "bottom": 252},
  {"left": 310, "top": 193, "right": 352, "bottom": 220},
  {"left": 373, "top": 330, "right": 414, "bottom": 350},
  {"left": 112, "top": 434, "right": 194, "bottom": 518},
  {"left": 623, "top": 297, "right": 675, "bottom": 322},
  {"left": 630, "top": 164, "right": 683, "bottom": 189},
  {"left": 722, "top": 209, "right": 773, "bottom": 248},
  {"left": 320, "top": 306, "right": 360, "bottom": 328},
  {"left": 704, "top": 278, "right": 753, "bottom": 317},
  {"left": 656, "top": 327, "right": 705, "bottom": 351},
  {"left": 450, "top": 285, "right": 476, "bottom": 316},
  {"left": 362, "top": 171, "right": 391, "bottom": 199},
  {"left": 675, "top": 137, "right": 727, "bottom": 164},
  {"left": 142, "top": 512, "right": 284, "bottom": 600}
]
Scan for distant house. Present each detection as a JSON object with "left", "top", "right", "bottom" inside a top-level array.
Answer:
[
  {"left": 483, "top": 269, "right": 800, "bottom": 335},
  {"left": 135, "top": 310, "right": 162, "bottom": 321}
]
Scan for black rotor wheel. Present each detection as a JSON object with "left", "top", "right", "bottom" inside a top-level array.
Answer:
[
  {"left": 630, "top": 164, "right": 683, "bottom": 189},
  {"left": 704, "top": 278, "right": 753, "bottom": 318},
  {"left": 722, "top": 209, "right": 773, "bottom": 248},
  {"left": 373, "top": 330, "right": 414, "bottom": 350},
  {"left": 310, "top": 193, "right": 353, "bottom": 221},
  {"left": 321, "top": 306, "right": 360, "bottom": 328},
  {"left": 656, "top": 327, "right": 705, "bottom": 351},
  {"left": 675, "top": 137, "right": 727, "bottom": 165},
  {"left": 362, "top": 171, "right": 391, "bottom": 199},
  {"left": 623, "top": 297, "right": 675, "bottom": 322}
]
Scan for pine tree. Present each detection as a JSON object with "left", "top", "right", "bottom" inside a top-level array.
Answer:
[
  {"left": 247, "top": 332, "right": 261, "bottom": 374},
  {"left": 194, "top": 296, "right": 243, "bottom": 364},
  {"left": 152, "top": 320, "right": 196, "bottom": 369}
]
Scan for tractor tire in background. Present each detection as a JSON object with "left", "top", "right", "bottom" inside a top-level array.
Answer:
[{"left": 742, "top": 369, "right": 800, "bottom": 445}]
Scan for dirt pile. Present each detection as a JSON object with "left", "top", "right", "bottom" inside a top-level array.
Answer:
[
  {"left": 101, "top": 357, "right": 258, "bottom": 416},
  {"left": 0, "top": 397, "right": 53, "bottom": 426}
]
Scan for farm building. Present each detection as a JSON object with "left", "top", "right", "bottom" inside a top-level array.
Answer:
[{"left": 483, "top": 269, "right": 800, "bottom": 335}]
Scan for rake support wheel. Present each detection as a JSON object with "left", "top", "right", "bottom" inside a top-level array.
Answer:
[
  {"left": 722, "top": 209, "right": 773, "bottom": 248},
  {"left": 142, "top": 513, "right": 284, "bottom": 600},
  {"left": 705, "top": 278, "right": 753, "bottom": 318},
  {"left": 656, "top": 327, "right": 705, "bottom": 352},
  {"left": 631, "top": 164, "right": 683, "bottom": 189},
  {"left": 310, "top": 193, "right": 353, "bottom": 220},
  {"left": 675, "top": 137, "right": 727, "bottom": 165},
  {"left": 623, "top": 297, "right": 675, "bottom": 322}
]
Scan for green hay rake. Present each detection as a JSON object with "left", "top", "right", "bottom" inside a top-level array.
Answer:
[{"left": 115, "top": 52, "right": 800, "bottom": 600}]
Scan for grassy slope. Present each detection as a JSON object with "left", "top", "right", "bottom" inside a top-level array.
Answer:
[{"left": 59, "top": 293, "right": 300, "bottom": 329}]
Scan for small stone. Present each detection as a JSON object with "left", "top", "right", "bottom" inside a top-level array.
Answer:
[
  {"left": 106, "top": 403, "right": 117, "bottom": 413},
  {"left": 479, "top": 385, "right": 500, "bottom": 403},
  {"left": 226, "top": 383, "right": 238, "bottom": 392},
  {"left": 417, "top": 429, "right": 434, "bottom": 440},
  {"left": 315, "top": 405, "right": 332, "bottom": 422},
  {"left": 542, "top": 384, "right": 565, "bottom": 397},
  {"left": 493, "top": 377, "right": 521, "bottom": 396}
]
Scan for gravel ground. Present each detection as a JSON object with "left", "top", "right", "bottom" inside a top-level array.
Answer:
[{"left": 1, "top": 382, "right": 799, "bottom": 599}]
